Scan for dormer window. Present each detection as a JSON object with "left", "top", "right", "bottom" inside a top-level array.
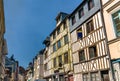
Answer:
[
  {"left": 72, "top": 15, "right": 76, "bottom": 25},
  {"left": 79, "top": 7, "right": 84, "bottom": 18},
  {"left": 88, "top": 0, "right": 94, "bottom": 10}
]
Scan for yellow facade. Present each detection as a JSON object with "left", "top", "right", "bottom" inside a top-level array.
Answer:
[{"left": 44, "top": 12, "right": 73, "bottom": 81}]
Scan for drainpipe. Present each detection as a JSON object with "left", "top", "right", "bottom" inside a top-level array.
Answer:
[{"left": 100, "top": 0, "right": 115, "bottom": 81}]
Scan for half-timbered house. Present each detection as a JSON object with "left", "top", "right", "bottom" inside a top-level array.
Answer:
[{"left": 69, "top": 0, "right": 110, "bottom": 81}]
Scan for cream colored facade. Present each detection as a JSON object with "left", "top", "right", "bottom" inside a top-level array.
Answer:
[
  {"left": 102, "top": 0, "right": 120, "bottom": 81},
  {"left": 44, "top": 12, "right": 73, "bottom": 81},
  {"left": 0, "top": 0, "right": 7, "bottom": 81},
  {"left": 33, "top": 53, "right": 44, "bottom": 80}
]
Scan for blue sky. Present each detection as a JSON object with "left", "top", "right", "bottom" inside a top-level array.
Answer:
[{"left": 4, "top": 0, "right": 82, "bottom": 68}]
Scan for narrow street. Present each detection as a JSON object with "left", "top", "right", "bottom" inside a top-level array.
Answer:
[{"left": 0, "top": 0, "right": 120, "bottom": 81}]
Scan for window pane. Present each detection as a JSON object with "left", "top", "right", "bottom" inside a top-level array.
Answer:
[
  {"left": 91, "top": 72, "right": 99, "bottom": 81},
  {"left": 57, "top": 27, "right": 60, "bottom": 35},
  {"left": 53, "top": 32, "right": 56, "bottom": 39},
  {"left": 77, "top": 28, "right": 83, "bottom": 39},
  {"left": 59, "top": 55, "right": 62, "bottom": 67},
  {"left": 112, "top": 10, "right": 120, "bottom": 36},
  {"left": 63, "top": 22, "right": 67, "bottom": 30},
  {"left": 86, "top": 20, "right": 94, "bottom": 34},
  {"left": 89, "top": 45, "right": 97, "bottom": 59},
  {"left": 79, "top": 7, "right": 84, "bottom": 18},
  {"left": 64, "top": 52, "right": 68, "bottom": 64},
  {"left": 64, "top": 35, "right": 68, "bottom": 44},
  {"left": 54, "top": 58, "right": 56, "bottom": 67},
  {"left": 57, "top": 40, "right": 61, "bottom": 49},
  {"left": 53, "top": 43, "right": 56, "bottom": 52},
  {"left": 88, "top": 0, "right": 94, "bottom": 10},
  {"left": 72, "top": 16, "right": 76, "bottom": 25},
  {"left": 79, "top": 50, "right": 85, "bottom": 61}
]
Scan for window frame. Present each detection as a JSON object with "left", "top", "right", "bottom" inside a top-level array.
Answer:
[
  {"left": 58, "top": 55, "right": 62, "bottom": 67},
  {"left": 83, "top": 74, "right": 89, "bottom": 81},
  {"left": 89, "top": 45, "right": 97, "bottom": 59},
  {"left": 44, "top": 63, "right": 47, "bottom": 71},
  {"left": 53, "top": 32, "right": 56, "bottom": 39},
  {"left": 86, "top": 19, "right": 94, "bottom": 34},
  {"left": 88, "top": 0, "right": 94, "bottom": 10},
  {"left": 77, "top": 27, "right": 83, "bottom": 39},
  {"left": 72, "top": 15, "right": 76, "bottom": 25},
  {"left": 53, "top": 43, "right": 56, "bottom": 52},
  {"left": 112, "top": 10, "right": 120, "bottom": 37},
  {"left": 79, "top": 7, "right": 84, "bottom": 19},
  {"left": 64, "top": 52, "right": 68, "bottom": 64},
  {"left": 64, "top": 34, "right": 69, "bottom": 45},
  {"left": 57, "top": 40, "right": 61, "bottom": 49},
  {"left": 79, "top": 50, "right": 85, "bottom": 62},
  {"left": 91, "top": 72, "right": 99, "bottom": 81},
  {"left": 57, "top": 27, "right": 60, "bottom": 35},
  {"left": 53, "top": 58, "right": 57, "bottom": 67}
]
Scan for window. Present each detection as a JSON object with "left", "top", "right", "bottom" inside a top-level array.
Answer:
[
  {"left": 57, "top": 40, "right": 61, "bottom": 49},
  {"left": 63, "top": 22, "right": 67, "bottom": 30},
  {"left": 72, "top": 16, "right": 76, "bottom": 25},
  {"left": 89, "top": 45, "right": 97, "bottom": 59},
  {"left": 53, "top": 32, "right": 56, "bottom": 39},
  {"left": 77, "top": 28, "right": 83, "bottom": 39},
  {"left": 88, "top": 0, "right": 94, "bottom": 10},
  {"left": 58, "top": 55, "right": 62, "bottom": 67},
  {"left": 91, "top": 72, "right": 99, "bottom": 81},
  {"left": 53, "top": 58, "right": 57, "bottom": 67},
  {"left": 79, "top": 50, "right": 85, "bottom": 61},
  {"left": 45, "top": 52, "right": 48, "bottom": 59},
  {"left": 83, "top": 74, "right": 89, "bottom": 81},
  {"left": 57, "top": 27, "right": 60, "bottom": 35},
  {"left": 53, "top": 43, "right": 56, "bottom": 52},
  {"left": 44, "top": 63, "right": 47, "bottom": 70},
  {"left": 79, "top": 7, "right": 84, "bottom": 18},
  {"left": 64, "top": 35, "right": 69, "bottom": 44},
  {"left": 64, "top": 52, "right": 68, "bottom": 64},
  {"left": 112, "top": 10, "right": 120, "bottom": 37},
  {"left": 86, "top": 20, "right": 94, "bottom": 34}
]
